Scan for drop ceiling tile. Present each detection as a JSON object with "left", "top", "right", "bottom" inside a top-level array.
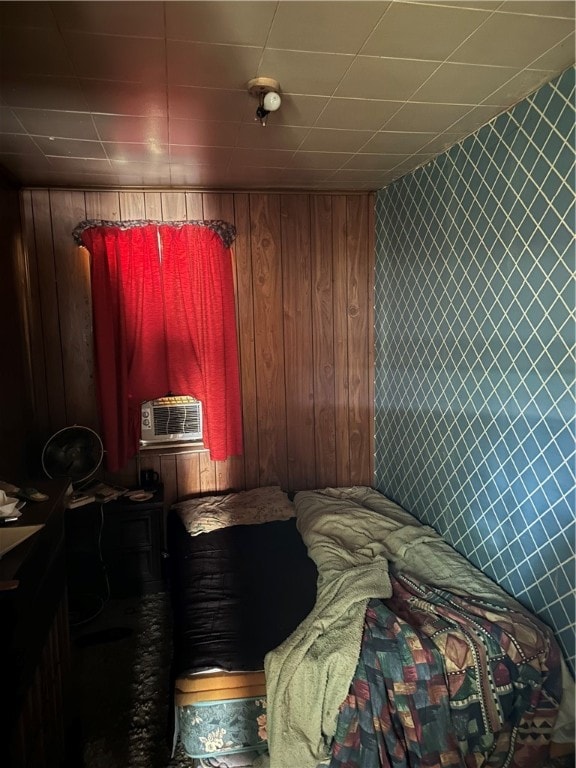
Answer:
[
  {"left": 168, "top": 86, "right": 251, "bottom": 122},
  {"left": 116, "top": 170, "right": 172, "bottom": 186},
  {"left": 418, "top": 132, "right": 470, "bottom": 154},
  {"left": 0, "top": 27, "right": 74, "bottom": 78},
  {"left": 448, "top": 13, "right": 574, "bottom": 67},
  {"left": 52, "top": 1, "right": 165, "bottom": 36},
  {"left": 279, "top": 168, "right": 336, "bottom": 184},
  {"left": 34, "top": 136, "right": 107, "bottom": 159},
  {"left": 529, "top": 32, "right": 576, "bottom": 72},
  {"left": 169, "top": 145, "right": 233, "bottom": 166},
  {"left": 62, "top": 31, "right": 167, "bottom": 83},
  {"left": 482, "top": 68, "right": 562, "bottom": 106},
  {"left": 270, "top": 94, "right": 330, "bottom": 128},
  {"left": 446, "top": 104, "right": 506, "bottom": 134},
  {"left": 329, "top": 168, "right": 395, "bottom": 184},
  {"left": 314, "top": 98, "right": 403, "bottom": 131},
  {"left": 225, "top": 165, "right": 291, "bottom": 184},
  {"left": 169, "top": 119, "right": 239, "bottom": 147},
  {"left": 104, "top": 142, "right": 169, "bottom": 163},
  {"left": 258, "top": 49, "right": 354, "bottom": 96},
  {"left": 236, "top": 123, "right": 310, "bottom": 150},
  {"left": 170, "top": 165, "right": 229, "bottom": 187},
  {"left": 13, "top": 109, "right": 99, "bottom": 140},
  {"left": 412, "top": 62, "right": 518, "bottom": 104},
  {"left": 0, "top": 75, "right": 89, "bottom": 112},
  {"left": 167, "top": 41, "right": 262, "bottom": 89},
  {"left": 109, "top": 159, "right": 171, "bottom": 175},
  {"left": 0, "top": 152, "right": 53, "bottom": 174},
  {"left": 361, "top": 131, "right": 436, "bottom": 153},
  {"left": 410, "top": 1, "right": 503, "bottom": 9},
  {"left": 288, "top": 151, "right": 353, "bottom": 170},
  {"left": 497, "top": 1, "right": 575, "bottom": 18},
  {"left": 0, "top": 133, "right": 43, "bottom": 154},
  {"left": 229, "top": 147, "right": 294, "bottom": 168},
  {"left": 388, "top": 154, "right": 437, "bottom": 174},
  {"left": 12, "top": 169, "right": 88, "bottom": 188},
  {"left": 267, "top": 1, "right": 388, "bottom": 54},
  {"left": 93, "top": 114, "right": 168, "bottom": 144},
  {"left": 362, "top": 2, "right": 491, "bottom": 61},
  {"left": 0, "top": 2, "right": 58, "bottom": 28},
  {"left": 334, "top": 57, "right": 440, "bottom": 101},
  {"left": 0, "top": 106, "right": 24, "bottom": 133},
  {"left": 383, "top": 102, "right": 478, "bottom": 132},
  {"left": 342, "top": 153, "right": 411, "bottom": 171},
  {"left": 82, "top": 80, "right": 168, "bottom": 118},
  {"left": 46, "top": 156, "right": 112, "bottom": 173},
  {"left": 298, "top": 128, "right": 374, "bottom": 152},
  {"left": 166, "top": 1, "right": 277, "bottom": 46}
]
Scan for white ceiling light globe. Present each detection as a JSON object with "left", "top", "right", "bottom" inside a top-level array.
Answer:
[{"left": 263, "top": 91, "right": 281, "bottom": 112}]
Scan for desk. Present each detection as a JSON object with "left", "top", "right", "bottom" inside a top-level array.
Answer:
[{"left": 0, "top": 478, "right": 71, "bottom": 768}]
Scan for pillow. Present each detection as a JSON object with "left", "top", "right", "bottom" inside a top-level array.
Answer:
[{"left": 172, "top": 486, "right": 295, "bottom": 537}]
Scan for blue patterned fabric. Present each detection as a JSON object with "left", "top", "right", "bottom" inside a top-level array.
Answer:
[{"left": 178, "top": 697, "right": 267, "bottom": 759}]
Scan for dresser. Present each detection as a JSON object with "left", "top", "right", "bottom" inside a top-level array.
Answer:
[{"left": 0, "top": 478, "right": 71, "bottom": 768}]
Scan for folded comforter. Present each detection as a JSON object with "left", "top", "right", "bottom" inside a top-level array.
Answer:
[{"left": 263, "top": 487, "right": 441, "bottom": 768}]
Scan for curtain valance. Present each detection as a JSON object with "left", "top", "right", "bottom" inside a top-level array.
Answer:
[{"left": 73, "top": 218, "right": 237, "bottom": 249}]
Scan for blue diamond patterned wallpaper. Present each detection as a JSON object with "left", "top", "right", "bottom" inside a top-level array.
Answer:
[{"left": 374, "top": 67, "right": 575, "bottom": 672}]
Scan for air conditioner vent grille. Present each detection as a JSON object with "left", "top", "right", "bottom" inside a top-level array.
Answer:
[{"left": 141, "top": 396, "right": 203, "bottom": 444}]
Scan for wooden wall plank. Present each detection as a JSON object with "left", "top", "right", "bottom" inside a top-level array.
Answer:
[
  {"left": 185, "top": 192, "right": 204, "bottom": 219},
  {"left": 199, "top": 451, "right": 217, "bottom": 492},
  {"left": 233, "top": 193, "right": 258, "bottom": 489},
  {"left": 144, "top": 192, "right": 162, "bottom": 219},
  {"left": 33, "top": 191, "right": 67, "bottom": 434},
  {"left": 50, "top": 190, "right": 97, "bottom": 430},
  {"left": 346, "top": 196, "right": 371, "bottom": 487},
  {"left": 250, "top": 194, "right": 288, "bottom": 487},
  {"left": 160, "top": 454, "right": 178, "bottom": 510},
  {"left": 311, "top": 195, "right": 337, "bottom": 488},
  {"left": 119, "top": 191, "right": 146, "bottom": 220},
  {"left": 176, "top": 452, "right": 201, "bottom": 499},
  {"left": 161, "top": 192, "right": 186, "bottom": 221},
  {"left": 281, "top": 194, "right": 315, "bottom": 491},
  {"left": 85, "top": 191, "right": 120, "bottom": 221},
  {"left": 332, "top": 195, "right": 351, "bottom": 486},
  {"left": 20, "top": 190, "right": 50, "bottom": 438}
]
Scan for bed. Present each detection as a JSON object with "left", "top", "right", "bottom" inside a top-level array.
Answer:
[{"left": 167, "top": 485, "right": 574, "bottom": 768}]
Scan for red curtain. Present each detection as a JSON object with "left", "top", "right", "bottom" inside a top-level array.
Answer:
[{"left": 81, "top": 223, "right": 242, "bottom": 472}]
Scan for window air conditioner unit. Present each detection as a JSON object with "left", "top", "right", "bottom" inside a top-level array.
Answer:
[{"left": 140, "top": 395, "right": 203, "bottom": 445}]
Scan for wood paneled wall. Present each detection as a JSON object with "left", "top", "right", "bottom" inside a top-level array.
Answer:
[
  {"left": 0, "top": 178, "right": 33, "bottom": 479},
  {"left": 21, "top": 189, "right": 374, "bottom": 506}
]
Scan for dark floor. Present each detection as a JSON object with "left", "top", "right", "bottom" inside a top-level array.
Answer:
[{"left": 65, "top": 590, "right": 182, "bottom": 768}]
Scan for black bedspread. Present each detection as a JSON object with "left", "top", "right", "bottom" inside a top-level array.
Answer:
[{"left": 167, "top": 513, "right": 318, "bottom": 678}]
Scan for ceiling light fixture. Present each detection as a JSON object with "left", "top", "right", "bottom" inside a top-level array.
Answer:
[{"left": 248, "top": 77, "right": 282, "bottom": 127}]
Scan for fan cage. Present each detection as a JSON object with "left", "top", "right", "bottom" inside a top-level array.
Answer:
[{"left": 41, "top": 426, "right": 104, "bottom": 484}]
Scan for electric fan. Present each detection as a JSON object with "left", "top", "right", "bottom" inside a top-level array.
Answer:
[{"left": 41, "top": 426, "right": 104, "bottom": 486}]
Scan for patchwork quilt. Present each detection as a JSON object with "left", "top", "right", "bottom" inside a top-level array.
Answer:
[{"left": 330, "top": 571, "right": 562, "bottom": 768}]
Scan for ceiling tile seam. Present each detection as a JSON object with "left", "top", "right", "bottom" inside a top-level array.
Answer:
[
  {"left": 287, "top": 1, "right": 395, "bottom": 151},
  {"left": 254, "top": 0, "right": 281, "bottom": 75},
  {"left": 48, "top": 3, "right": 104, "bottom": 151},
  {"left": 444, "top": 1, "right": 520, "bottom": 65}
]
